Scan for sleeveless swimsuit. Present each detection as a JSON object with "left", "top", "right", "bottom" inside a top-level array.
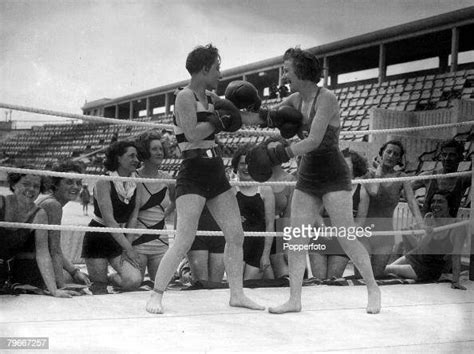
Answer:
[
  {"left": 406, "top": 230, "right": 454, "bottom": 281},
  {"left": 295, "top": 89, "right": 352, "bottom": 198},
  {"left": 81, "top": 182, "right": 136, "bottom": 259},
  {"left": 365, "top": 170, "right": 403, "bottom": 248},
  {"left": 237, "top": 190, "right": 266, "bottom": 268},
  {"left": 132, "top": 175, "right": 170, "bottom": 253},
  {"left": 174, "top": 91, "right": 230, "bottom": 199}
]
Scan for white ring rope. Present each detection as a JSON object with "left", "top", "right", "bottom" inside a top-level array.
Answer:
[
  {"left": 2, "top": 102, "right": 474, "bottom": 138},
  {"left": 0, "top": 166, "right": 470, "bottom": 186},
  {"left": 0, "top": 219, "right": 468, "bottom": 238},
  {"left": 1, "top": 104, "right": 472, "bottom": 243}
]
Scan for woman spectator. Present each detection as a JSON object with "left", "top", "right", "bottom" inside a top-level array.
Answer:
[
  {"left": 309, "top": 149, "right": 370, "bottom": 279},
  {"left": 361, "top": 140, "right": 425, "bottom": 278},
  {"left": 128, "top": 131, "right": 176, "bottom": 283},
  {"left": 81, "top": 141, "right": 142, "bottom": 294},
  {"left": 231, "top": 145, "right": 276, "bottom": 280},
  {"left": 266, "top": 138, "right": 295, "bottom": 279},
  {"left": 0, "top": 169, "right": 76, "bottom": 297},
  {"left": 385, "top": 190, "right": 466, "bottom": 289},
  {"left": 187, "top": 205, "right": 225, "bottom": 283},
  {"left": 36, "top": 161, "right": 91, "bottom": 289}
]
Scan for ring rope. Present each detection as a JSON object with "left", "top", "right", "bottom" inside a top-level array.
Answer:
[
  {"left": 0, "top": 166, "right": 470, "bottom": 186},
  {"left": 0, "top": 219, "right": 468, "bottom": 237},
  {"left": 2, "top": 102, "right": 474, "bottom": 138}
]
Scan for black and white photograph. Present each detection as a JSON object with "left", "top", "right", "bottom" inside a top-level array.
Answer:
[{"left": 1, "top": 0, "right": 473, "bottom": 352}]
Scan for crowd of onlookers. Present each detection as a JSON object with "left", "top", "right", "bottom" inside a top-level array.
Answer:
[{"left": 0, "top": 133, "right": 470, "bottom": 296}]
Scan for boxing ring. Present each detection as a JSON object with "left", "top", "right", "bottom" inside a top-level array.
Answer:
[{"left": 1, "top": 102, "right": 473, "bottom": 352}]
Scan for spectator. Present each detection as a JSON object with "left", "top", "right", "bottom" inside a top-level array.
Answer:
[
  {"left": 361, "top": 140, "right": 425, "bottom": 278},
  {"left": 309, "top": 149, "right": 370, "bottom": 279},
  {"left": 413, "top": 139, "right": 470, "bottom": 217},
  {"left": 79, "top": 184, "right": 91, "bottom": 216},
  {"left": 128, "top": 130, "right": 176, "bottom": 283},
  {"left": 266, "top": 138, "right": 296, "bottom": 279},
  {"left": 188, "top": 205, "right": 225, "bottom": 283},
  {"left": 385, "top": 190, "right": 467, "bottom": 290},
  {"left": 0, "top": 169, "right": 77, "bottom": 297},
  {"left": 231, "top": 145, "right": 275, "bottom": 280},
  {"left": 81, "top": 141, "right": 142, "bottom": 294},
  {"left": 36, "top": 161, "right": 91, "bottom": 289}
]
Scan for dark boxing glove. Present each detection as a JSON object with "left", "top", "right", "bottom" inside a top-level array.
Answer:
[
  {"left": 259, "top": 105, "right": 303, "bottom": 139},
  {"left": 225, "top": 80, "right": 262, "bottom": 112},
  {"left": 207, "top": 99, "right": 242, "bottom": 133},
  {"left": 246, "top": 141, "right": 293, "bottom": 182}
]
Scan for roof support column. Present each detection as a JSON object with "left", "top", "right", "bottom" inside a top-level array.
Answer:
[
  {"left": 323, "top": 56, "right": 329, "bottom": 88},
  {"left": 165, "top": 93, "right": 171, "bottom": 116},
  {"left": 129, "top": 101, "right": 133, "bottom": 120},
  {"left": 146, "top": 97, "right": 151, "bottom": 118},
  {"left": 450, "top": 27, "right": 459, "bottom": 73},
  {"left": 378, "top": 43, "right": 386, "bottom": 84}
]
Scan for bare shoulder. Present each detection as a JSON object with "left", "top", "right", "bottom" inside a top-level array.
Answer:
[
  {"left": 34, "top": 207, "right": 48, "bottom": 224},
  {"left": 319, "top": 87, "right": 338, "bottom": 103}
]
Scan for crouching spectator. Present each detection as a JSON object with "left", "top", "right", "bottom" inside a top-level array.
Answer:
[
  {"left": 1, "top": 169, "right": 78, "bottom": 297},
  {"left": 385, "top": 190, "right": 467, "bottom": 289}
]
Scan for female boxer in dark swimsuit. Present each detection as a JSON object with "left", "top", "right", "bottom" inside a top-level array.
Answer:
[{"left": 265, "top": 48, "right": 381, "bottom": 314}]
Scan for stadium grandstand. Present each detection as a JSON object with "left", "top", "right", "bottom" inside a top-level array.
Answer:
[{"left": 1, "top": 7, "right": 473, "bottom": 180}]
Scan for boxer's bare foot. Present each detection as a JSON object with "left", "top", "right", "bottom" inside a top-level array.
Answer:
[
  {"left": 146, "top": 291, "right": 164, "bottom": 314},
  {"left": 367, "top": 285, "right": 381, "bottom": 314},
  {"left": 268, "top": 299, "right": 302, "bottom": 314},
  {"left": 229, "top": 295, "right": 265, "bottom": 311}
]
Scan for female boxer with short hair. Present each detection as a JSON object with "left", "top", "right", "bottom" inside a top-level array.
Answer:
[{"left": 146, "top": 44, "right": 264, "bottom": 314}]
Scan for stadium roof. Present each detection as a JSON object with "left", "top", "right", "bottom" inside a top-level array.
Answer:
[{"left": 82, "top": 6, "right": 474, "bottom": 111}]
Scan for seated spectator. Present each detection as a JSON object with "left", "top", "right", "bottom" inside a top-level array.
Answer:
[
  {"left": 360, "top": 140, "right": 425, "bottom": 278},
  {"left": 188, "top": 205, "right": 225, "bottom": 283},
  {"left": 128, "top": 130, "right": 176, "bottom": 283},
  {"left": 412, "top": 139, "right": 470, "bottom": 217},
  {"left": 309, "top": 149, "right": 369, "bottom": 279},
  {"left": 36, "top": 161, "right": 91, "bottom": 289},
  {"left": 0, "top": 169, "right": 77, "bottom": 297},
  {"left": 79, "top": 184, "right": 91, "bottom": 216},
  {"left": 266, "top": 138, "right": 296, "bottom": 279},
  {"left": 81, "top": 141, "right": 142, "bottom": 294},
  {"left": 231, "top": 145, "right": 275, "bottom": 280},
  {"left": 385, "top": 190, "right": 467, "bottom": 290}
]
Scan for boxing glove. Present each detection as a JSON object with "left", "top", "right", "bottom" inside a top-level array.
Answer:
[
  {"left": 246, "top": 141, "right": 293, "bottom": 182},
  {"left": 225, "top": 80, "right": 262, "bottom": 112},
  {"left": 207, "top": 99, "right": 242, "bottom": 133},
  {"left": 259, "top": 106, "right": 303, "bottom": 139}
]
